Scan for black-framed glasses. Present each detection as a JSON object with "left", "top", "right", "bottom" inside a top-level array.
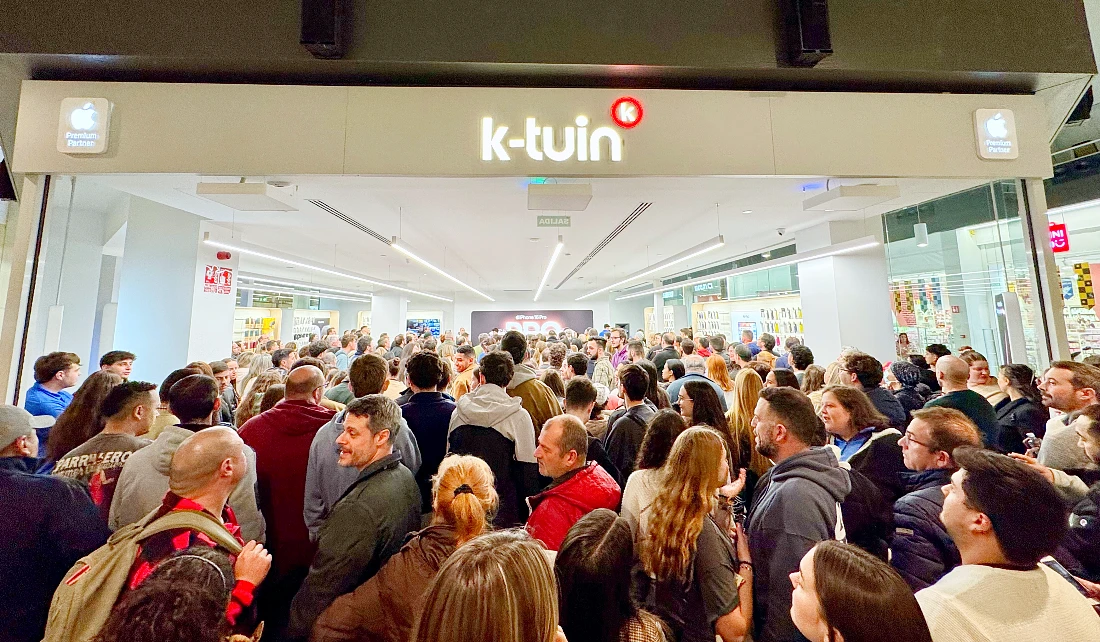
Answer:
[{"left": 901, "top": 430, "right": 936, "bottom": 450}]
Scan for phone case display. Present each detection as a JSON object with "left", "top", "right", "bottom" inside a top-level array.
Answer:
[
  {"left": 691, "top": 294, "right": 803, "bottom": 343},
  {"left": 758, "top": 306, "right": 803, "bottom": 336},
  {"left": 234, "top": 308, "right": 279, "bottom": 350},
  {"left": 293, "top": 311, "right": 339, "bottom": 342},
  {"left": 1065, "top": 307, "right": 1100, "bottom": 353}
]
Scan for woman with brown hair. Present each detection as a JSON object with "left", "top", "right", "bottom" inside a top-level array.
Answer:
[
  {"left": 621, "top": 409, "right": 688, "bottom": 529},
  {"left": 640, "top": 427, "right": 752, "bottom": 642},
  {"left": 235, "top": 370, "right": 285, "bottom": 428},
  {"left": 726, "top": 368, "right": 772, "bottom": 477},
  {"left": 556, "top": 509, "right": 666, "bottom": 642},
  {"left": 790, "top": 540, "right": 932, "bottom": 642},
  {"left": 801, "top": 364, "right": 827, "bottom": 412},
  {"left": 820, "top": 385, "right": 904, "bottom": 502},
  {"left": 707, "top": 354, "right": 736, "bottom": 408},
  {"left": 413, "top": 529, "right": 564, "bottom": 642},
  {"left": 313, "top": 455, "right": 498, "bottom": 642},
  {"left": 44, "top": 370, "right": 124, "bottom": 464}
]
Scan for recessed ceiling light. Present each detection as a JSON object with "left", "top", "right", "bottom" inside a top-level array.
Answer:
[
  {"left": 742, "top": 210, "right": 753, "bottom": 214},
  {"left": 529, "top": 237, "right": 540, "bottom": 242}
]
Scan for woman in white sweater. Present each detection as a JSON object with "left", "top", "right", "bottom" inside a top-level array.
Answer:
[{"left": 620, "top": 409, "right": 687, "bottom": 530}]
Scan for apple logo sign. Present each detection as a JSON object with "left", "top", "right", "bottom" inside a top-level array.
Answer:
[
  {"left": 70, "top": 102, "right": 97, "bottom": 131},
  {"left": 985, "top": 113, "right": 1009, "bottom": 139}
]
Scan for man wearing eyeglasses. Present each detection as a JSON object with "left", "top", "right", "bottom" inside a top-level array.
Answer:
[{"left": 890, "top": 407, "right": 982, "bottom": 591}]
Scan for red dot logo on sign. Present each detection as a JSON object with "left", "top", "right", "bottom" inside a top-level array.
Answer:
[{"left": 611, "top": 97, "right": 643, "bottom": 129}]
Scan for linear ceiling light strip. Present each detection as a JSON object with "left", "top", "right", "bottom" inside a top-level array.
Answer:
[
  {"left": 575, "top": 235, "right": 725, "bottom": 301},
  {"left": 203, "top": 238, "right": 452, "bottom": 302},
  {"left": 239, "top": 275, "right": 374, "bottom": 298},
  {"left": 554, "top": 202, "right": 651, "bottom": 290},
  {"left": 534, "top": 237, "right": 565, "bottom": 302},
  {"left": 615, "top": 237, "right": 881, "bottom": 300},
  {"left": 391, "top": 241, "right": 495, "bottom": 301},
  {"left": 246, "top": 286, "right": 372, "bottom": 304}
]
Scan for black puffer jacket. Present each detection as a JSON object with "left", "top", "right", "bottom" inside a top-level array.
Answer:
[
  {"left": 894, "top": 385, "right": 929, "bottom": 425},
  {"left": 994, "top": 397, "right": 1049, "bottom": 454},
  {"left": 1057, "top": 469, "right": 1100, "bottom": 583},
  {"left": 890, "top": 468, "right": 959, "bottom": 591}
]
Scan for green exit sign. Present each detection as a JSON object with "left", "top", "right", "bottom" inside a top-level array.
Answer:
[{"left": 537, "top": 215, "right": 571, "bottom": 227}]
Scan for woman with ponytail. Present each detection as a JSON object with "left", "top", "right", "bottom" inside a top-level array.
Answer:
[{"left": 311, "top": 455, "right": 498, "bottom": 642}]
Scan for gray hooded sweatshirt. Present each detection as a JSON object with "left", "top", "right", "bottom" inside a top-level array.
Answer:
[
  {"left": 746, "top": 447, "right": 851, "bottom": 642},
  {"left": 109, "top": 424, "right": 266, "bottom": 542},
  {"left": 448, "top": 384, "right": 537, "bottom": 464}
]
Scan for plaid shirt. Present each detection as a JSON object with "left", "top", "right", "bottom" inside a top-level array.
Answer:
[{"left": 126, "top": 493, "right": 255, "bottom": 625}]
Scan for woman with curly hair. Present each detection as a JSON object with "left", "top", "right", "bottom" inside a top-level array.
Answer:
[
  {"left": 44, "top": 370, "right": 124, "bottom": 465},
  {"left": 640, "top": 427, "right": 752, "bottom": 642}
]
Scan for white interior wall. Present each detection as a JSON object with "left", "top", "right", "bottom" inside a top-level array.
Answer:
[
  {"left": 114, "top": 197, "right": 201, "bottom": 383},
  {"left": 186, "top": 222, "right": 240, "bottom": 362},
  {"left": 609, "top": 294, "right": 648, "bottom": 336}
]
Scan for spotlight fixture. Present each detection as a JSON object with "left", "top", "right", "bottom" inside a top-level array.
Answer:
[
  {"left": 391, "top": 240, "right": 495, "bottom": 301},
  {"left": 534, "top": 237, "right": 565, "bottom": 302},
  {"left": 914, "top": 222, "right": 929, "bottom": 248},
  {"left": 202, "top": 238, "right": 452, "bottom": 302},
  {"left": 575, "top": 235, "right": 724, "bottom": 301}
]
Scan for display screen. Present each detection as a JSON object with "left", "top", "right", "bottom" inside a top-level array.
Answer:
[
  {"left": 471, "top": 310, "right": 594, "bottom": 337},
  {"left": 408, "top": 318, "right": 442, "bottom": 337}
]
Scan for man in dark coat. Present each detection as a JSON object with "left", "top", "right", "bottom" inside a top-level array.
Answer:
[
  {"left": 0, "top": 405, "right": 109, "bottom": 642},
  {"left": 890, "top": 407, "right": 982, "bottom": 591},
  {"left": 841, "top": 352, "right": 908, "bottom": 428},
  {"left": 287, "top": 396, "right": 421, "bottom": 641}
]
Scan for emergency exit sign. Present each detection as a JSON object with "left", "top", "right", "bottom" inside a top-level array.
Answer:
[{"left": 537, "top": 215, "right": 571, "bottom": 227}]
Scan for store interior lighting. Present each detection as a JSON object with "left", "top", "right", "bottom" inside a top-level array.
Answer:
[
  {"left": 616, "top": 236, "right": 880, "bottom": 300},
  {"left": 534, "top": 236, "right": 565, "bottom": 302},
  {"left": 241, "top": 284, "right": 373, "bottom": 304},
  {"left": 575, "top": 235, "right": 725, "bottom": 301},
  {"left": 914, "top": 222, "right": 929, "bottom": 247},
  {"left": 202, "top": 237, "right": 453, "bottom": 302},
  {"left": 391, "top": 240, "right": 495, "bottom": 301},
  {"left": 240, "top": 276, "right": 374, "bottom": 301}
]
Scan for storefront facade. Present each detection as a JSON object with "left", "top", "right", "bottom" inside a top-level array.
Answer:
[{"left": 0, "top": 81, "right": 1065, "bottom": 398}]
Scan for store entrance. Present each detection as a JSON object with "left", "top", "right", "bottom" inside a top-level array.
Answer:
[{"left": 13, "top": 172, "right": 1020, "bottom": 393}]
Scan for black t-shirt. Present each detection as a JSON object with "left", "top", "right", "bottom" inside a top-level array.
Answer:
[{"left": 649, "top": 515, "right": 742, "bottom": 642}]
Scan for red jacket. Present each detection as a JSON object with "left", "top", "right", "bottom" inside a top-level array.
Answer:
[
  {"left": 240, "top": 399, "right": 335, "bottom": 575},
  {"left": 526, "top": 462, "right": 621, "bottom": 551}
]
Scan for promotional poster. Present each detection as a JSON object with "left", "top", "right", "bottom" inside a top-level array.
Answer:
[{"left": 471, "top": 310, "right": 594, "bottom": 337}]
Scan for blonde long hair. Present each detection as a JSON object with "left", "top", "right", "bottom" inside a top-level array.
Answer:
[
  {"left": 707, "top": 354, "right": 734, "bottom": 392},
  {"left": 432, "top": 455, "right": 498, "bottom": 546},
  {"left": 235, "top": 370, "right": 284, "bottom": 427},
  {"left": 824, "top": 361, "right": 846, "bottom": 386},
  {"left": 415, "top": 530, "right": 558, "bottom": 642},
  {"left": 642, "top": 428, "right": 727, "bottom": 581},
  {"left": 727, "top": 368, "right": 771, "bottom": 475}
]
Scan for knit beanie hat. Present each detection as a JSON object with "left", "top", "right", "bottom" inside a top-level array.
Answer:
[{"left": 891, "top": 361, "right": 921, "bottom": 387}]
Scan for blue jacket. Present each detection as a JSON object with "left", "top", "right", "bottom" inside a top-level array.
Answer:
[
  {"left": 24, "top": 383, "right": 72, "bottom": 444},
  {"left": 401, "top": 392, "right": 457, "bottom": 512},
  {"left": 890, "top": 468, "right": 958, "bottom": 591},
  {"left": 864, "top": 385, "right": 908, "bottom": 428},
  {"left": 0, "top": 457, "right": 109, "bottom": 642}
]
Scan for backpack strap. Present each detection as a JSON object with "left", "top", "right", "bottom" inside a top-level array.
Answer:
[{"left": 138, "top": 509, "right": 244, "bottom": 554}]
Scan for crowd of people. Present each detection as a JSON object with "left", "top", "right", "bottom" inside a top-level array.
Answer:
[{"left": 2, "top": 324, "right": 1100, "bottom": 642}]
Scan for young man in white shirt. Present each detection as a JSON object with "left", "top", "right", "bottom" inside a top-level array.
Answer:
[{"left": 916, "top": 446, "right": 1100, "bottom": 642}]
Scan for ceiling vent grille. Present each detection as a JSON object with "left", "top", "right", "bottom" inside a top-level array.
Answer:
[
  {"left": 554, "top": 202, "right": 651, "bottom": 289},
  {"left": 308, "top": 199, "right": 392, "bottom": 246}
]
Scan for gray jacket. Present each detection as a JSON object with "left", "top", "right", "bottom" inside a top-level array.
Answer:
[
  {"left": 303, "top": 408, "right": 422, "bottom": 541},
  {"left": 108, "top": 423, "right": 266, "bottom": 542},
  {"left": 746, "top": 447, "right": 850, "bottom": 642},
  {"left": 287, "top": 452, "right": 421, "bottom": 640},
  {"left": 1038, "top": 414, "right": 1096, "bottom": 471}
]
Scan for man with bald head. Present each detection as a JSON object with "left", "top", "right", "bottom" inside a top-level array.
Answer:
[
  {"left": 924, "top": 355, "right": 1001, "bottom": 449},
  {"left": 125, "top": 427, "right": 272, "bottom": 629},
  {"left": 239, "top": 364, "right": 335, "bottom": 629}
]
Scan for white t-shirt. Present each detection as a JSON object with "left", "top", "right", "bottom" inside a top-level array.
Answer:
[
  {"left": 621, "top": 468, "right": 662, "bottom": 532},
  {"left": 916, "top": 564, "right": 1100, "bottom": 642}
]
